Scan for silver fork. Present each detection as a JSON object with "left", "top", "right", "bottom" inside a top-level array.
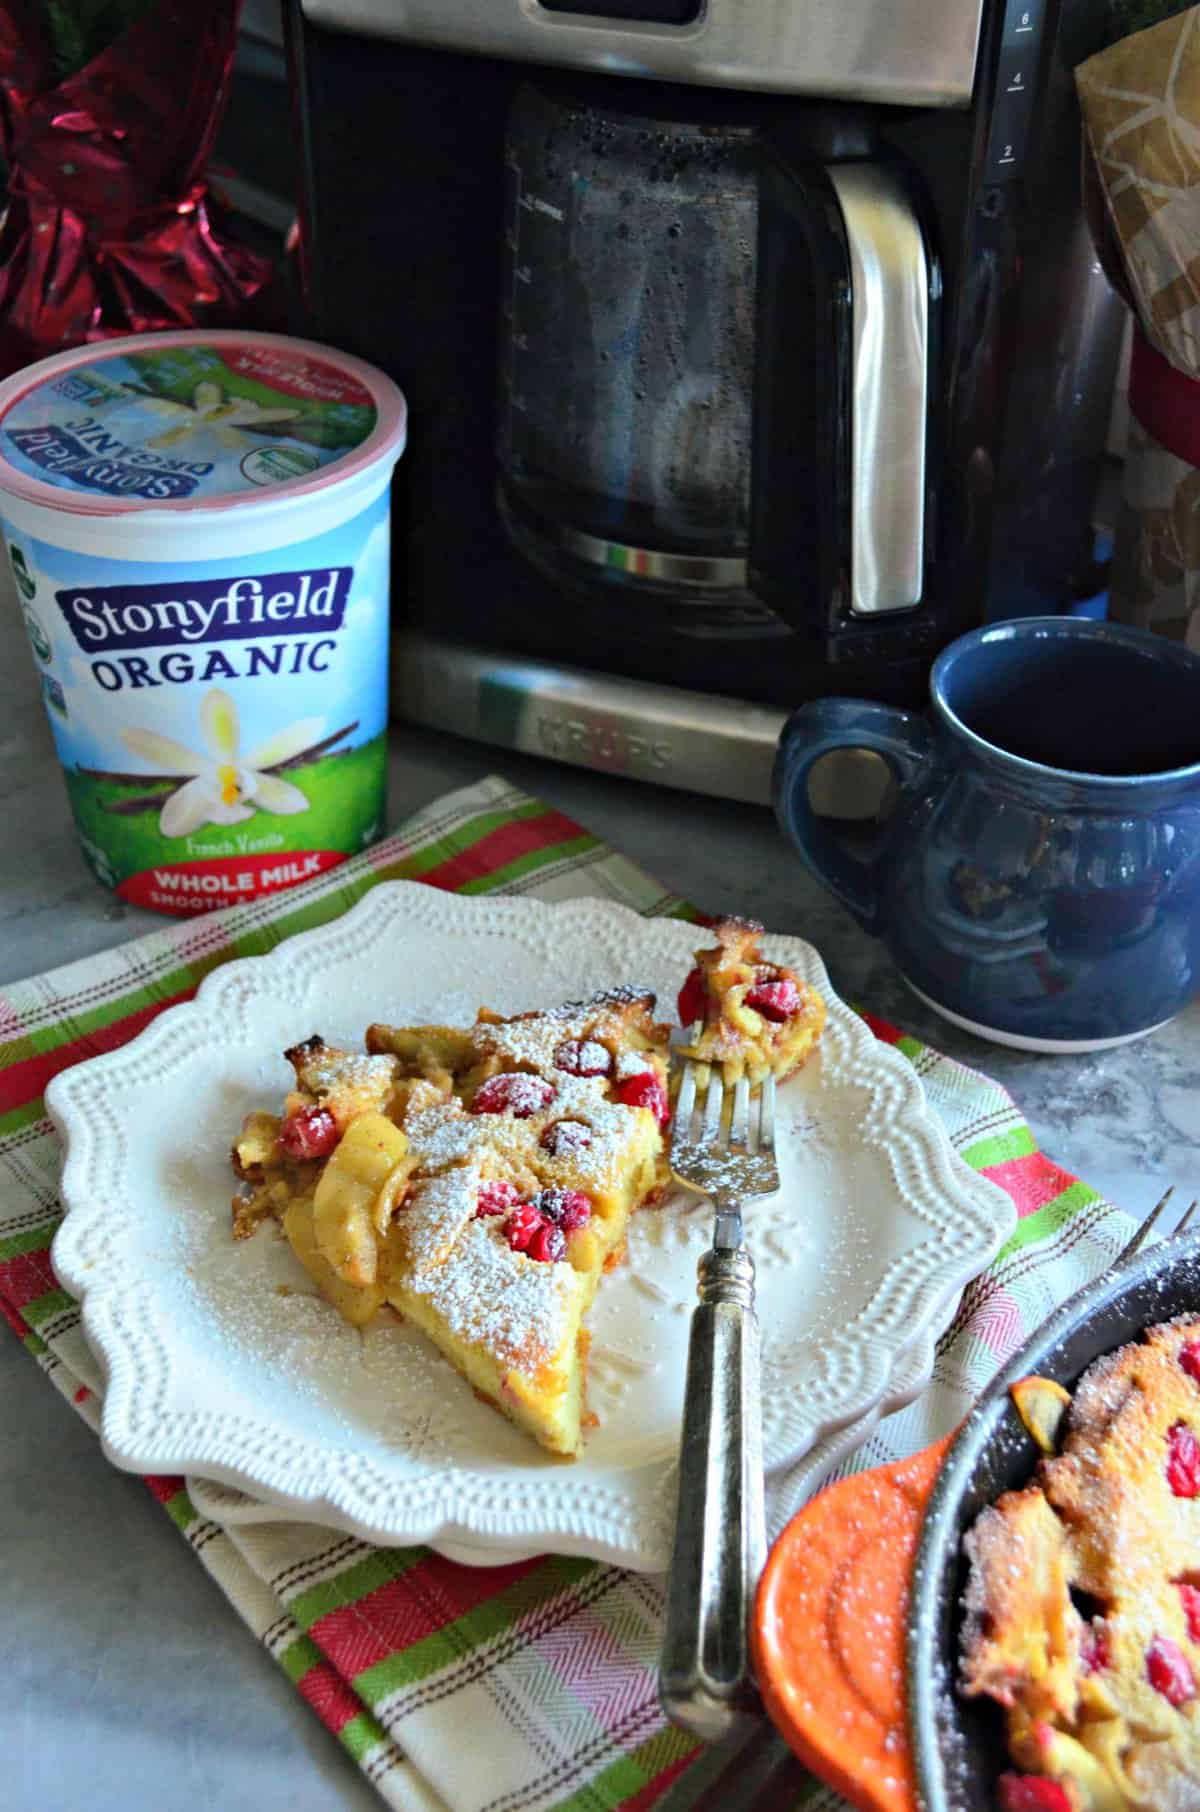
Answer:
[
  {"left": 659, "top": 1058, "right": 779, "bottom": 1744},
  {"left": 1119, "top": 1185, "right": 1200, "bottom": 1258}
]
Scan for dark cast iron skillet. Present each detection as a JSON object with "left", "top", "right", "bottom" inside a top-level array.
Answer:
[{"left": 908, "top": 1229, "right": 1200, "bottom": 1809}]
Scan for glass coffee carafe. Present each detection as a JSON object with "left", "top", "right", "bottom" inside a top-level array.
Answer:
[
  {"left": 497, "top": 80, "right": 759, "bottom": 613},
  {"left": 495, "top": 77, "right": 933, "bottom": 634}
]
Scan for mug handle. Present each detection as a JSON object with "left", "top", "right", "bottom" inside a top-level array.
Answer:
[{"left": 772, "top": 698, "right": 933, "bottom": 935}]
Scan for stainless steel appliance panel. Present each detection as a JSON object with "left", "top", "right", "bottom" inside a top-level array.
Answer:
[
  {"left": 301, "top": 0, "right": 986, "bottom": 108},
  {"left": 392, "top": 633, "right": 897, "bottom": 814},
  {"left": 391, "top": 632, "right": 785, "bottom": 802}
]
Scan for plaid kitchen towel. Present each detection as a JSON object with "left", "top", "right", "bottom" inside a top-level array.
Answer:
[{"left": 0, "top": 773, "right": 1138, "bottom": 1812}]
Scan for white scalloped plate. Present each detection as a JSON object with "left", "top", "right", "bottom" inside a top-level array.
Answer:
[{"left": 47, "top": 884, "right": 1013, "bottom": 1571}]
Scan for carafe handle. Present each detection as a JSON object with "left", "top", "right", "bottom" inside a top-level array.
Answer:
[
  {"left": 826, "top": 164, "right": 931, "bottom": 619},
  {"left": 751, "top": 153, "right": 934, "bottom": 642},
  {"left": 772, "top": 698, "right": 932, "bottom": 933}
]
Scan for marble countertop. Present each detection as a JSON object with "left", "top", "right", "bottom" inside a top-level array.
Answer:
[{"left": 4, "top": 588, "right": 1198, "bottom": 1810}]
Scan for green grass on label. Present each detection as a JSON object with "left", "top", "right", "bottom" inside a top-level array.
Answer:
[
  {"left": 125, "top": 349, "right": 375, "bottom": 451},
  {"left": 61, "top": 733, "right": 387, "bottom": 879}
]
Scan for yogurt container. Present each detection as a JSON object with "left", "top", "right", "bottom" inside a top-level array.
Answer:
[{"left": 0, "top": 330, "right": 406, "bottom": 914}]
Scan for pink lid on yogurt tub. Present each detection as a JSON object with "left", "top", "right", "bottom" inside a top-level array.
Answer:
[{"left": 0, "top": 329, "right": 406, "bottom": 517}]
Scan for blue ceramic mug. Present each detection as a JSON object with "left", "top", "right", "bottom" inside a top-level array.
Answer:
[{"left": 773, "top": 618, "right": 1200, "bottom": 1051}]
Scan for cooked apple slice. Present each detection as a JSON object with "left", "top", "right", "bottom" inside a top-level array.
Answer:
[
  {"left": 312, "top": 1112, "right": 410, "bottom": 1286},
  {"left": 283, "top": 1194, "right": 385, "bottom": 1327},
  {"left": 373, "top": 1146, "right": 418, "bottom": 1237},
  {"left": 232, "top": 1110, "right": 281, "bottom": 1182},
  {"left": 1011, "top": 1375, "right": 1072, "bottom": 1455},
  {"left": 1009, "top": 1716, "right": 1129, "bottom": 1812}
]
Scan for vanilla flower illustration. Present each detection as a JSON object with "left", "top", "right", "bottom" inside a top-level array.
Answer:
[
  {"left": 121, "top": 690, "right": 320, "bottom": 838},
  {"left": 131, "top": 379, "right": 299, "bottom": 451}
]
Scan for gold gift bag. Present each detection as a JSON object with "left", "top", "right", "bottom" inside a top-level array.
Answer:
[{"left": 1077, "top": 7, "right": 1200, "bottom": 648}]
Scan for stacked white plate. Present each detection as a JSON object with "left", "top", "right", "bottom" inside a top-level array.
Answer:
[{"left": 48, "top": 885, "right": 1014, "bottom": 1569}]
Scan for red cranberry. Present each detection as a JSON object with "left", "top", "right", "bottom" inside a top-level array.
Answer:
[
  {"left": 1179, "top": 1582, "right": 1200, "bottom": 1642},
  {"left": 1081, "top": 1624, "right": 1109, "bottom": 1673},
  {"left": 1148, "top": 1635, "right": 1195, "bottom": 1705},
  {"left": 475, "top": 1179, "right": 522, "bottom": 1219},
  {"left": 527, "top": 1223, "right": 567, "bottom": 1263},
  {"left": 744, "top": 978, "right": 801, "bottom": 1023},
  {"left": 470, "top": 1072, "right": 555, "bottom": 1118},
  {"left": 505, "top": 1202, "right": 543, "bottom": 1252},
  {"left": 1167, "top": 1421, "right": 1200, "bottom": 1497},
  {"left": 539, "top": 1120, "right": 593, "bottom": 1157},
  {"left": 553, "top": 1038, "right": 612, "bottom": 1078},
  {"left": 1181, "top": 1340, "right": 1200, "bottom": 1383},
  {"left": 677, "top": 967, "right": 708, "bottom": 1029},
  {"left": 615, "top": 1070, "right": 670, "bottom": 1127},
  {"left": 536, "top": 1187, "right": 591, "bottom": 1230},
  {"left": 279, "top": 1107, "right": 339, "bottom": 1161},
  {"left": 996, "top": 1778, "right": 1072, "bottom": 1812}
]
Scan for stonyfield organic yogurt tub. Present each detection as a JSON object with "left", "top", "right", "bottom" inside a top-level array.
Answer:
[{"left": 0, "top": 330, "right": 406, "bottom": 914}]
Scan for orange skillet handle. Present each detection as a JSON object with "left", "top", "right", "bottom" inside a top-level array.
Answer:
[{"left": 751, "top": 1436, "right": 953, "bottom": 1812}]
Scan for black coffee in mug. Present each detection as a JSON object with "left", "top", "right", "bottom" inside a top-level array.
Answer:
[
  {"left": 947, "top": 631, "right": 1200, "bottom": 777},
  {"left": 774, "top": 618, "right": 1200, "bottom": 1051}
]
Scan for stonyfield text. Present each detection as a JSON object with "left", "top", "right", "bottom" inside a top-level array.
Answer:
[{"left": 55, "top": 568, "right": 351, "bottom": 652}]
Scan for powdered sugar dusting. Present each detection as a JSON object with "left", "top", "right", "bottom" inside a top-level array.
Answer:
[
  {"left": 178, "top": 1229, "right": 460, "bottom": 1463},
  {"left": 400, "top": 1162, "right": 484, "bottom": 1273},
  {"left": 479, "top": 986, "right": 657, "bottom": 1076},
  {"left": 541, "top": 1120, "right": 593, "bottom": 1157},
  {"left": 400, "top": 1067, "right": 649, "bottom": 1199},
  {"left": 303, "top": 1052, "right": 398, "bottom": 1093},
  {"left": 555, "top": 985, "right": 657, "bottom": 1014},
  {"left": 545, "top": 1078, "right": 653, "bottom": 1191},
  {"left": 557, "top": 1038, "right": 612, "bottom": 1076},
  {"left": 487, "top": 1021, "right": 592, "bottom": 1075},
  {"left": 473, "top": 1072, "right": 556, "bottom": 1117},
  {"left": 340, "top": 1005, "right": 667, "bottom": 1382},
  {"left": 403, "top": 1096, "right": 537, "bottom": 1171},
  {"left": 406, "top": 1217, "right": 583, "bottom": 1366}
]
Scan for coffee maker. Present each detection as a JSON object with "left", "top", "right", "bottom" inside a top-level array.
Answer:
[{"left": 288, "top": 0, "right": 1125, "bottom": 802}]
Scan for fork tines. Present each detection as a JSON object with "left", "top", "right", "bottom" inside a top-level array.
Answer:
[
  {"left": 1120, "top": 1186, "right": 1200, "bottom": 1261},
  {"left": 672, "top": 1057, "right": 775, "bottom": 1158}
]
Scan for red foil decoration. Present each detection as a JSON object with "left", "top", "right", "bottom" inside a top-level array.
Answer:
[{"left": 0, "top": 0, "right": 277, "bottom": 376}]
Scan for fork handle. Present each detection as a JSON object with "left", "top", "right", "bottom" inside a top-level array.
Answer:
[{"left": 660, "top": 1243, "right": 766, "bottom": 1744}]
